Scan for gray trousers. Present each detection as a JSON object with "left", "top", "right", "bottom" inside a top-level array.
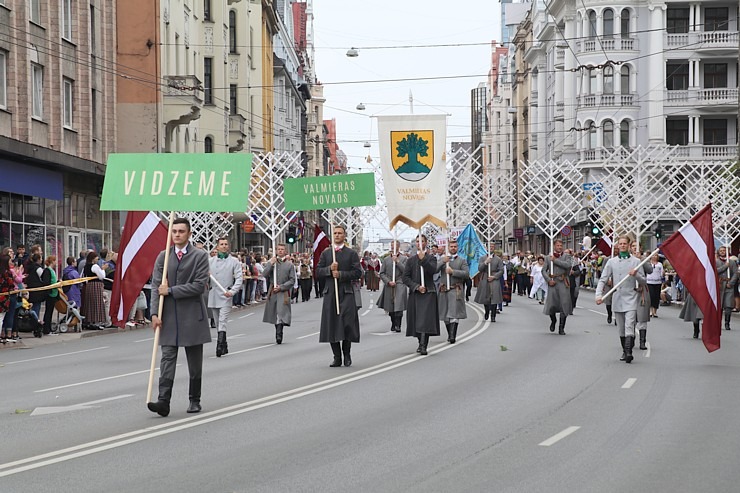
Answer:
[
  {"left": 210, "top": 303, "right": 232, "bottom": 333},
  {"left": 158, "top": 345, "right": 203, "bottom": 401},
  {"left": 615, "top": 311, "right": 637, "bottom": 337}
]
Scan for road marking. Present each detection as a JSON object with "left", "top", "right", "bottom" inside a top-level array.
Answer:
[
  {"left": 135, "top": 338, "right": 154, "bottom": 343},
  {"left": 0, "top": 308, "right": 491, "bottom": 477},
  {"left": 645, "top": 342, "right": 651, "bottom": 358},
  {"left": 32, "top": 395, "right": 134, "bottom": 416},
  {"left": 539, "top": 426, "right": 581, "bottom": 447},
  {"left": 5, "top": 347, "right": 110, "bottom": 365},
  {"left": 621, "top": 378, "right": 637, "bottom": 389},
  {"left": 296, "top": 332, "right": 320, "bottom": 340},
  {"left": 239, "top": 313, "right": 254, "bottom": 319},
  {"left": 34, "top": 365, "right": 181, "bottom": 393},
  {"left": 587, "top": 309, "right": 605, "bottom": 316},
  {"left": 223, "top": 343, "right": 275, "bottom": 355},
  {"left": 370, "top": 331, "right": 396, "bottom": 336},
  {"left": 230, "top": 333, "right": 246, "bottom": 339},
  {"left": 360, "top": 309, "right": 371, "bottom": 317}
]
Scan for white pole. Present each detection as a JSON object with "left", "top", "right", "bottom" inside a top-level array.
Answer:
[
  {"left": 392, "top": 228, "right": 397, "bottom": 283},
  {"left": 331, "top": 210, "right": 340, "bottom": 315},
  {"left": 418, "top": 228, "right": 425, "bottom": 289},
  {"left": 600, "top": 247, "right": 660, "bottom": 301},
  {"left": 445, "top": 229, "right": 451, "bottom": 288}
]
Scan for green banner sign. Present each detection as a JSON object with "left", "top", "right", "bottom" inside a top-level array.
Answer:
[
  {"left": 283, "top": 173, "right": 376, "bottom": 211},
  {"left": 100, "top": 153, "right": 252, "bottom": 211}
]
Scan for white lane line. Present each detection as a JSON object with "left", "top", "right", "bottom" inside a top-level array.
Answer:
[
  {"left": 370, "top": 331, "right": 396, "bottom": 336},
  {"left": 31, "top": 395, "right": 134, "bottom": 416},
  {"left": 222, "top": 343, "right": 275, "bottom": 356},
  {"left": 5, "top": 347, "right": 110, "bottom": 365},
  {"left": 360, "top": 309, "right": 371, "bottom": 317},
  {"left": 539, "top": 426, "right": 581, "bottom": 447},
  {"left": 645, "top": 342, "right": 651, "bottom": 358},
  {"left": 296, "top": 331, "right": 320, "bottom": 340},
  {"left": 621, "top": 378, "right": 637, "bottom": 389},
  {"left": 238, "top": 313, "right": 254, "bottom": 319},
  {"left": 135, "top": 338, "right": 154, "bottom": 343},
  {"left": 34, "top": 365, "right": 182, "bottom": 393},
  {"left": 230, "top": 334, "right": 246, "bottom": 339},
  {"left": 587, "top": 309, "right": 605, "bottom": 316}
]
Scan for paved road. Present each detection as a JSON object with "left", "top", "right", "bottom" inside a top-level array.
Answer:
[{"left": 1, "top": 290, "right": 739, "bottom": 492}]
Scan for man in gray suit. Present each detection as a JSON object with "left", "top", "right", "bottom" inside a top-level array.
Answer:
[
  {"left": 596, "top": 236, "right": 645, "bottom": 363},
  {"left": 716, "top": 246, "right": 738, "bottom": 330},
  {"left": 542, "top": 239, "right": 573, "bottom": 335},
  {"left": 377, "top": 240, "right": 408, "bottom": 332},
  {"left": 474, "top": 245, "right": 504, "bottom": 322},
  {"left": 438, "top": 239, "right": 469, "bottom": 343},
  {"left": 149, "top": 217, "right": 211, "bottom": 416},
  {"left": 262, "top": 244, "right": 296, "bottom": 345},
  {"left": 208, "top": 237, "right": 243, "bottom": 357}
]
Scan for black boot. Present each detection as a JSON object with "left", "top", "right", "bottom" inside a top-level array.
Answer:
[
  {"left": 484, "top": 306, "right": 490, "bottom": 320},
  {"left": 558, "top": 315, "right": 566, "bottom": 335},
  {"left": 329, "top": 342, "right": 342, "bottom": 367},
  {"left": 549, "top": 314, "right": 556, "bottom": 332},
  {"left": 419, "top": 333, "right": 429, "bottom": 355},
  {"left": 395, "top": 314, "right": 403, "bottom": 332},
  {"left": 624, "top": 336, "right": 634, "bottom": 363},
  {"left": 147, "top": 378, "right": 173, "bottom": 417},
  {"left": 390, "top": 316, "right": 396, "bottom": 332},
  {"left": 216, "top": 331, "right": 226, "bottom": 358},
  {"left": 187, "top": 378, "right": 202, "bottom": 413},
  {"left": 210, "top": 318, "right": 216, "bottom": 329},
  {"left": 416, "top": 334, "right": 423, "bottom": 353},
  {"left": 725, "top": 312, "right": 732, "bottom": 330},
  {"left": 490, "top": 305, "right": 496, "bottom": 322},
  {"left": 445, "top": 322, "right": 452, "bottom": 342},
  {"left": 342, "top": 340, "right": 352, "bottom": 367},
  {"left": 639, "top": 329, "right": 647, "bottom": 350},
  {"left": 606, "top": 305, "right": 612, "bottom": 325},
  {"left": 275, "top": 324, "right": 283, "bottom": 344},
  {"left": 693, "top": 322, "right": 700, "bottom": 339},
  {"left": 619, "top": 336, "right": 626, "bottom": 361},
  {"left": 450, "top": 323, "right": 458, "bottom": 344}
]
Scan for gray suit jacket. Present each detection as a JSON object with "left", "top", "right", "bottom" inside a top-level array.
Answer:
[{"left": 596, "top": 255, "right": 646, "bottom": 313}]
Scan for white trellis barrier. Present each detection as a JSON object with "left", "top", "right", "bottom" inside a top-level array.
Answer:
[{"left": 157, "top": 211, "right": 234, "bottom": 253}]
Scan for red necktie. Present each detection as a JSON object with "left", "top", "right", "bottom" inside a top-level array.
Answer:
[{"left": 177, "top": 251, "right": 183, "bottom": 261}]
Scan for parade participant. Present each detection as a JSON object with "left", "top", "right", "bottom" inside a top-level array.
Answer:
[
  {"left": 567, "top": 249, "right": 582, "bottom": 315},
  {"left": 298, "top": 258, "right": 313, "bottom": 302},
  {"left": 500, "top": 253, "right": 513, "bottom": 309},
  {"left": 679, "top": 292, "right": 703, "bottom": 339},
  {"left": 148, "top": 218, "right": 211, "bottom": 416},
  {"left": 474, "top": 245, "right": 504, "bottom": 322},
  {"left": 208, "top": 237, "right": 243, "bottom": 357},
  {"left": 596, "top": 236, "right": 645, "bottom": 363},
  {"left": 632, "top": 243, "right": 653, "bottom": 350},
  {"left": 646, "top": 254, "right": 664, "bottom": 318},
  {"left": 529, "top": 255, "right": 547, "bottom": 304},
  {"left": 402, "top": 234, "right": 439, "bottom": 355},
  {"left": 377, "top": 240, "right": 408, "bottom": 333},
  {"left": 262, "top": 244, "right": 295, "bottom": 345},
  {"left": 716, "top": 246, "right": 738, "bottom": 330},
  {"left": 317, "top": 225, "right": 362, "bottom": 367},
  {"left": 542, "top": 239, "right": 573, "bottom": 335},
  {"left": 437, "top": 239, "right": 469, "bottom": 344}
]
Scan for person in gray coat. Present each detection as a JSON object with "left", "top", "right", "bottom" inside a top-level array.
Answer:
[
  {"left": 474, "top": 247, "right": 504, "bottom": 322},
  {"left": 262, "top": 244, "right": 296, "bottom": 345},
  {"left": 208, "top": 237, "right": 243, "bottom": 357},
  {"left": 403, "top": 234, "right": 439, "bottom": 355},
  {"left": 377, "top": 240, "right": 408, "bottom": 332},
  {"left": 542, "top": 239, "right": 573, "bottom": 335},
  {"left": 716, "top": 246, "right": 738, "bottom": 330},
  {"left": 596, "top": 236, "right": 645, "bottom": 363},
  {"left": 438, "top": 239, "right": 469, "bottom": 343},
  {"left": 148, "top": 218, "right": 211, "bottom": 417},
  {"left": 679, "top": 292, "right": 703, "bottom": 339},
  {"left": 632, "top": 243, "right": 653, "bottom": 351}
]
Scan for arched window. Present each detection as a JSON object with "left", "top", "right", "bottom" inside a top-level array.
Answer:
[
  {"left": 204, "top": 0, "right": 211, "bottom": 21},
  {"left": 603, "top": 9, "right": 614, "bottom": 38},
  {"left": 588, "top": 121, "right": 597, "bottom": 148},
  {"left": 621, "top": 10, "right": 630, "bottom": 39},
  {"left": 620, "top": 66, "right": 630, "bottom": 94},
  {"left": 603, "top": 120, "right": 614, "bottom": 147},
  {"left": 620, "top": 120, "right": 631, "bottom": 147},
  {"left": 229, "top": 10, "right": 237, "bottom": 53},
  {"left": 204, "top": 136, "right": 214, "bottom": 153},
  {"left": 603, "top": 66, "right": 614, "bottom": 94},
  {"left": 589, "top": 11, "right": 598, "bottom": 38}
]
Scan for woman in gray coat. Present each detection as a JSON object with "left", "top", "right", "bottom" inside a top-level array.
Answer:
[
  {"left": 262, "top": 244, "right": 296, "bottom": 345},
  {"left": 474, "top": 249, "right": 503, "bottom": 322}
]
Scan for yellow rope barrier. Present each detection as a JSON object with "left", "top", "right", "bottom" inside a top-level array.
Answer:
[{"left": 0, "top": 276, "right": 99, "bottom": 297}]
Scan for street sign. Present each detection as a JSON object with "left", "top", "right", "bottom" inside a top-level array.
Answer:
[
  {"left": 283, "top": 173, "right": 376, "bottom": 211},
  {"left": 514, "top": 228, "right": 524, "bottom": 238},
  {"left": 526, "top": 225, "right": 536, "bottom": 235},
  {"left": 561, "top": 225, "right": 572, "bottom": 236},
  {"left": 508, "top": 237, "right": 517, "bottom": 243}
]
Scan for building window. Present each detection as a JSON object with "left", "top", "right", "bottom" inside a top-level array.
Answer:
[
  {"left": 703, "top": 119, "right": 727, "bottom": 145},
  {"left": 620, "top": 120, "right": 630, "bottom": 147},
  {"left": 620, "top": 66, "right": 630, "bottom": 94},
  {"left": 620, "top": 10, "right": 631, "bottom": 38},
  {"left": 63, "top": 78, "right": 73, "bottom": 127},
  {"left": 62, "top": 0, "right": 72, "bottom": 40},
  {"left": 666, "top": 63, "right": 689, "bottom": 90},
  {"left": 666, "top": 8, "right": 689, "bottom": 34},
  {"left": 588, "top": 11, "right": 597, "bottom": 39},
  {"left": 31, "top": 63, "right": 43, "bottom": 119},
  {"left": 90, "top": 4, "right": 96, "bottom": 53},
  {"left": 603, "top": 66, "right": 614, "bottom": 94},
  {"left": 603, "top": 120, "right": 614, "bottom": 147},
  {"left": 704, "top": 7, "right": 728, "bottom": 32},
  {"left": 666, "top": 119, "right": 689, "bottom": 145},
  {"left": 603, "top": 9, "right": 614, "bottom": 38},
  {"left": 704, "top": 63, "right": 727, "bottom": 88},
  {"left": 204, "top": 0, "right": 211, "bottom": 21},
  {"left": 0, "top": 51, "right": 6, "bottom": 109},
  {"left": 588, "top": 121, "right": 597, "bottom": 148},
  {"left": 204, "top": 57, "right": 213, "bottom": 104},
  {"left": 230, "top": 84, "right": 237, "bottom": 115},
  {"left": 30, "top": 0, "right": 41, "bottom": 23},
  {"left": 204, "top": 136, "right": 213, "bottom": 153},
  {"left": 91, "top": 89, "right": 98, "bottom": 138},
  {"left": 229, "top": 10, "right": 237, "bottom": 53},
  {"left": 589, "top": 69, "right": 597, "bottom": 94}
]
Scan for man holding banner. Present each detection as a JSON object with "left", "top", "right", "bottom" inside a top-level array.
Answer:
[
  {"left": 403, "top": 235, "right": 440, "bottom": 355},
  {"left": 208, "top": 237, "right": 243, "bottom": 357},
  {"left": 542, "top": 239, "right": 573, "bottom": 335},
  {"left": 437, "top": 239, "right": 469, "bottom": 344},
  {"left": 474, "top": 246, "right": 504, "bottom": 323},
  {"left": 317, "top": 225, "right": 363, "bottom": 367},
  {"left": 378, "top": 240, "right": 408, "bottom": 333}
]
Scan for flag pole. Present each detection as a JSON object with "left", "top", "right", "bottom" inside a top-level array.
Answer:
[
  {"left": 445, "top": 228, "right": 451, "bottom": 289},
  {"left": 418, "top": 228, "right": 425, "bottom": 289},
  {"left": 392, "top": 228, "right": 397, "bottom": 283},
  {"left": 146, "top": 211, "right": 175, "bottom": 405},
  {"left": 599, "top": 247, "right": 660, "bottom": 301},
  {"left": 331, "top": 210, "right": 340, "bottom": 315}
]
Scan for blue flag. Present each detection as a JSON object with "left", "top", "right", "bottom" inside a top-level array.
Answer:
[{"left": 456, "top": 223, "right": 487, "bottom": 272}]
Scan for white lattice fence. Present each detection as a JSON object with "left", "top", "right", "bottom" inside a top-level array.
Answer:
[{"left": 156, "top": 211, "right": 234, "bottom": 252}]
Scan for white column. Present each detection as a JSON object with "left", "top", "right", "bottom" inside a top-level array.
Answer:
[
  {"left": 688, "top": 115, "right": 695, "bottom": 143},
  {"left": 537, "top": 64, "right": 547, "bottom": 160},
  {"left": 563, "top": 15, "right": 577, "bottom": 151},
  {"left": 648, "top": 4, "right": 666, "bottom": 142}
]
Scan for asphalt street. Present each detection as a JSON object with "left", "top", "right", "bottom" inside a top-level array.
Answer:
[{"left": 1, "top": 288, "right": 739, "bottom": 492}]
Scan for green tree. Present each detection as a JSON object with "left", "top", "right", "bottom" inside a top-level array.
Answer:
[{"left": 396, "top": 133, "right": 429, "bottom": 171}]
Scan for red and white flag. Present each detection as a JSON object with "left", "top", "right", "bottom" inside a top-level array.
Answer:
[
  {"left": 660, "top": 204, "right": 722, "bottom": 352},
  {"left": 110, "top": 211, "right": 168, "bottom": 327},
  {"left": 312, "top": 224, "right": 330, "bottom": 279},
  {"left": 595, "top": 235, "right": 613, "bottom": 256}
]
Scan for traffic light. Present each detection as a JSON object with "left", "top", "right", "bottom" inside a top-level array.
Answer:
[
  {"left": 654, "top": 226, "right": 662, "bottom": 240},
  {"left": 286, "top": 225, "right": 296, "bottom": 244},
  {"left": 591, "top": 225, "right": 600, "bottom": 238}
]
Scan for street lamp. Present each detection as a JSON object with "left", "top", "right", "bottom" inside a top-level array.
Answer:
[
  {"left": 356, "top": 103, "right": 366, "bottom": 111},
  {"left": 346, "top": 47, "right": 359, "bottom": 57}
]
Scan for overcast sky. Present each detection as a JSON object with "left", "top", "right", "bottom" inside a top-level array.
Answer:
[{"left": 312, "top": 1, "right": 500, "bottom": 243}]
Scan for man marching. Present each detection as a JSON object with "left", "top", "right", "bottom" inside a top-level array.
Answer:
[
  {"left": 403, "top": 234, "right": 440, "bottom": 355},
  {"left": 542, "top": 239, "right": 573, "bottom": 335},
  {"left": 716, "top": 246, "right": 738, "bottom": 330},
  {"left": 437, "top": 239, "right": 469, "bottom": 344},
  {"left": 208, "top": 237, "right": 243, "bottom": 357},
  {"left": 262, "top": 244, "right": 296, "bottom": 345},
  {"left": 378, "top": 240, "right": 408, "bottom": 332},
  {"left": 474, "top": 245, "right": 504, "bottom": 322}
]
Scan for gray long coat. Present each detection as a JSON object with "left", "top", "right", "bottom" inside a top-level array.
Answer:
[
  {"left": 317, "top": 246, "right": 362, "bottom": 343},
  {"left": 377, "top": 255, "right": 408, "bottom": 313},
  {"left": 542, "top": 253, "right": 573, "bottom": 316},
  {"left": 717, "top": 259, "right": 738, "bottom": 313},
  {"left": 595, "top": 255, "right": 645, "bottom": 313},
  {"left": 474, "top": 255, "right": 504, "bottom": 305},
  {"left": 151, "top": 244, "right": 211, "bottom": 347},
  {"left": 438, "top": 255, "right": 469, "bottom": 321},
  {"left": 208, "top": 255, "right": 243, "bottom": 308},
  {"left": 262, "top": 259, "right": 296, "bottom": 326},
  {"left": 636, "top": 262, "right": 653, "bottom": 323},
  {"left": 403, "top": 253, "right": 440, "bottom": 336},
  {"left": 679, "top": 292, "right": 703, "bottom": 322}
]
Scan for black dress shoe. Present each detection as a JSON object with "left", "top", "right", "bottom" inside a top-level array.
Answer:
[
  {"left": 186, "top": 401, "right": 202, "bottom": 413},
  {"left": 147, "top": 400, "right": 170, "bottom": 417}
]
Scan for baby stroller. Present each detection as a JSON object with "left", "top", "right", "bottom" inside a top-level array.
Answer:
[
  {"left": 54, "top": 291, "right": 84, "bottom": 333},
  {"left": 15, "top": 298, "right": 43, "bottom": 338}
]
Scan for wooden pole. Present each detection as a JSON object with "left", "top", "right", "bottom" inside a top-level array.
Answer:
[
  {"left": 331, "top": 210, "right": 340, "bottom": 315},
  {"left": 146, "top": 211, "right": 175, "bottom": 405},
  {"left": 418, "top": 228, "right": 425, "bottom": 289}
]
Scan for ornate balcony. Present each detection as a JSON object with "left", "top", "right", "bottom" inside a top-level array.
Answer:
[
  {"left": 664, "top": 88, "right": 738, "bottom": 107},
  {"left": 666, "top": 31, "right": 738, "bottom": 52},
  {"left": 163, "top": 75, "right": 203, "bottom": 124}
]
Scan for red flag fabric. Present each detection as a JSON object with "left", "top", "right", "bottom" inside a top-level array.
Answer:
[
  {"left": 110, "top": 211, "right": 168, "bottom": 327},
  {"left": 660, "top": 204, "right": 722, "bottom": 352},
  {"left": 595, "top": 235, "right": 613, "bottom": 256},
  {"left": 312, "top": 224, "right": 330, "bottom": 280}
]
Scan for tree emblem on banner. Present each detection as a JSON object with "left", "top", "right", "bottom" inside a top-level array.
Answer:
[{"left": 392, "top": 131, "right": 433, "bottom": 181}]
